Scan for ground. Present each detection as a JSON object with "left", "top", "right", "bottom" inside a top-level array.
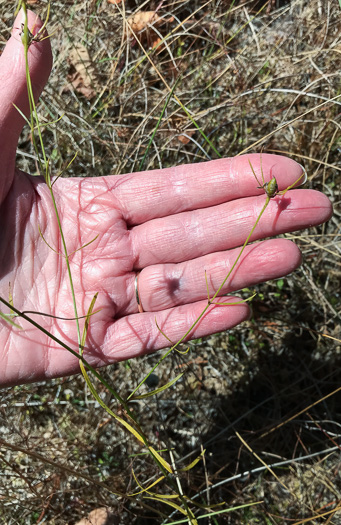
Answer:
[{"left": 1, "top": 1, "right": 341, "bottom": 524}]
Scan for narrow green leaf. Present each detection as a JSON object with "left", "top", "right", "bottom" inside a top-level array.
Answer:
[
  {"left": 144, "top": 496, "right": 188, "bottom": 516},
  {"left": 174, "top": 346, "right": 190, "bottom": 355},
  {"left": 166, "top": 501, "right": 262, "bottom": 524},
  {"left": 69, "top": 234, "right": 99, "bottom": 256},
  {"left": 155, "top": 318, "right": 173, "bottom": 344},
  {"left": 12, "top": 103, "right": 31, "bottom": 127},
  {"left": 38, "top": 224, "right": 63, "bottom": 256},
  {"left": 80, "top": 292, "right": 98, "bottom": 353},
  {"left": 149, "top": 446, "right": 172, "bottom": 473},
  {"left": 211, "top": 292, "right": 256, "bottom": 306},
  {"left": 0, "top": 311, "right": 22, "bottom": 330},
  {"left": 8, "top": 283, "right": 14, "bottom": 309},
  {"left": 180, "top": 449, "right": 205, "bottom": 472},
  {"left": 51, "top": 151, "right": 78, "bottom": 187},
  {"left": 128, "top": 469, "right": 165, "bottom": 496},
  {"left": 132, "top": 373, "right": 183, "bottom": 400},
  {"left": 79, "top": 361, "right": 146, "bottom": 445},
  {"left": 248, "top": 158, "right": 262, "bottom": 187}
]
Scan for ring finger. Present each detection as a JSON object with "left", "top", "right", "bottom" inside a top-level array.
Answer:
[{"left": 124, "top": 238, "right": 301, "bottom": 315}]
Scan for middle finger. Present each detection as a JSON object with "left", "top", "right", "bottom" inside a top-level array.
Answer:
[{"left": 131, "top": 189, "right": 330, "bottom": 268}]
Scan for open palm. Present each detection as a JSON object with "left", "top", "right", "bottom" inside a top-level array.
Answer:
[{"left": 0, "top": 11, "right": 332, "bottom": 387}]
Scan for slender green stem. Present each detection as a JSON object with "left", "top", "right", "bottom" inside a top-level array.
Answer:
[
  {"left": 0, "top": 297, "right": 122, "bottom": 401},
  {"left": 210, "top": 196, "right": 270, "bottom": 301},
  {"left": 16, "top": 3, "right": 185, "bottom": 492},
  {"left": 48, "top": 192, "right": 82, "bottom": 349},
  {"left": 128, "top": 344, "right": 174, "bottom": 400},
  {"left": 129, "top": 195, "right": 271, "bottom": 398},
  {"left": 0, "top": 294, "right": 170, "bottom": 480},
  {"left": 10, "top": 7, "right": 279, "bottom": 517},
  {"left": 168, "top": 196, "right": 271, "bottom": 352},
  {"left": 21, "top": 5, "right": 44, "bottom": 176},
  {"left": 1, "top": 289, "right": 201, "bottom": 515},
  {"left": 21, "top": 5, "right": 81, "bottom": 350}
]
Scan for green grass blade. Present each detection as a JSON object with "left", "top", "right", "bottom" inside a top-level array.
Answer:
[
  {"left": 0, "top": 311, "right": 22, "bottom": 330},
  {"left": 69, "top": 234, "right": 99, "bottom": 256},
  {"left": 132, "top": 373, "right": 184, "bottom": 400},
  {"left": 80, "top": 292, "right": 98, "bottom": 354}
]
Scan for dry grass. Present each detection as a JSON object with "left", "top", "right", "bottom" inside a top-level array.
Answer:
[{"left": 1, "top": 0, "right": 341, "bottom": 523}]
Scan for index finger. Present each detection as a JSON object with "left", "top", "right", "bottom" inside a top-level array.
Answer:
[
  {"left": 0, "top": 9, "right": 52, "bottom": 203},
  {"left": 111, "top": 153, "right": 304, "bottom": 226}
]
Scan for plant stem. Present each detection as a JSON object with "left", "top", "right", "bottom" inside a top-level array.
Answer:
[
  {"left": 21, "top": 3, "right": 81, "bottom": 351},
  {"left": 169, "top": 196, "right": 271, "bottom": 352}
]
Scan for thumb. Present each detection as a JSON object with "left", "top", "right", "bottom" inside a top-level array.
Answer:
[{"left": 0, "top": 9, "right": 53, "bottom": 202}]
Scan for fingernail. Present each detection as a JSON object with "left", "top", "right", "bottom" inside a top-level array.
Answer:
[{"left": 297, "top": 163, "right": 308, "bottom": 186}]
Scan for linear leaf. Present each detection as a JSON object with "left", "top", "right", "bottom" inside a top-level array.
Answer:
[
  {"left": 128, "top": 469, "right": 165, "bottom": 496},
  {"left": 0, "top": 311, "right": 22, "bottom": 330},
  {"left": 81, "top": 293, "right": 98, "bottom": 353},
  {"left": 144, "top": 496, "right": 188, "bottom": 516},
  {"left": 69, "top": 234, "right": 99, "bottom": 256},
  {"left": 149, "top": 446, "right": 172, "bottom": 473},
  {"left": 38, "top": 224, "right": 63, "bottom": 256},
  {"left": 132, "top": 373, "right": 183, "bottom": 400},
  {"left": 79, "top": 362, "right": 145, "bottom": 444},
  {"left": 180, "top": 450, "right": 205, "bottom": 472}
]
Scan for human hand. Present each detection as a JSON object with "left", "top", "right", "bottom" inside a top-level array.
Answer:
[{"left": 0, "top": 11, "right": 332, "bottom": 387}]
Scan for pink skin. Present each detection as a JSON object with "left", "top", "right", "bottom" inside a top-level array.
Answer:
[{"left": 0, "top": 11, "right": 332, "bottom": 387}]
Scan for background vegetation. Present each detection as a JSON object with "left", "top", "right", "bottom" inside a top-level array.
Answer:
[{"left": 1, "top": 0, "right": 341, "bottom": 523}]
